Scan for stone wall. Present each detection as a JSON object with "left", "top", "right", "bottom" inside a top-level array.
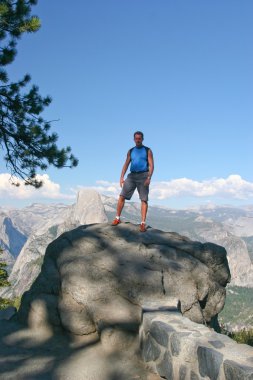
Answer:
[{"left": 140, "top": 310, "right": 253, "bottom": 380}]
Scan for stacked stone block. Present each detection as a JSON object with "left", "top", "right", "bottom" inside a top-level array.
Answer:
[{"left": 140, "top": 311, "right": 253, "bottom": 380}]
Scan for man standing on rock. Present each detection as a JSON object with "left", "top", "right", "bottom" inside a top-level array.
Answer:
[{"left": 112, "top": 131, "right": 154, "bottom": 232}]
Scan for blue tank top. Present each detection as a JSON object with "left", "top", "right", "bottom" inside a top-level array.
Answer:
[{"left": 130, "top": 146, "right": 149, "bottom": 173}]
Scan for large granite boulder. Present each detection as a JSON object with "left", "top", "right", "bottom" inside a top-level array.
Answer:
[{"left": 18, "top": 222, "right": 230, "bottom": 338}]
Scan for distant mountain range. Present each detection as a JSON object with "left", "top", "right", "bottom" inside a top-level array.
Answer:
[
  {"left": 1, "top": 193, "right": 253, "bottom": 298},
  {"left": 0, "top": 203, "right": 69, "bottom": 270}
]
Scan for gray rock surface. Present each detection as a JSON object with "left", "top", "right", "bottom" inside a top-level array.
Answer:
[
  {"left": 223, "top": 360, "right": 253, "bottom": 379},
  {"left": 0, "top": 319, "right": 160, "bottom": 380},
  {"left": 18, "top": 222, "right": 230, "bottom": 333},
  {"left": 197, "top": 346, "right": 223, "bottom": 380}
]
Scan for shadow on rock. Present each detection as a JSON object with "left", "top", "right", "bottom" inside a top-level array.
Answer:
[{"left": 0, "top": 222, "right": 230, "bottom": 379}]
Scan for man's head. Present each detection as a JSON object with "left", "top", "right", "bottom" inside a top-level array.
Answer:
[{"left": 134, "top": 131, "right": 144, "bottom": 147}]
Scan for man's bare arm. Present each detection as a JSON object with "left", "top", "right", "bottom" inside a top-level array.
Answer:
[
  {"left": 120, "top": 151, "right": 131, "bottom": 187},
  {"left": 148, "top": 149, "right": 154, "bottom": 178},
  {"left": 144, "top": 149, "right": 154, "bottom": 186}
]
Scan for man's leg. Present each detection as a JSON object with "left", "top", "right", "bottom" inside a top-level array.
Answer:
[
  {"left": 116, "top": 195, "right": 125, "bottom": 217},
  {"left": 141, "top": 200, "right": 148, "bottom": 224},
  {"left": 112, "top": 195, "right": 125, "bottom": 225},
  {"left": 112, "top": 174, "right": 136, "bottom": 225},
  {"left": 137, "top": 173, "right": 149, "bottom": 231}
]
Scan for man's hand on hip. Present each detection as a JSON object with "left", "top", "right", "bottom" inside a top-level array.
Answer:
[
  {"left": 120, "top": 177, "right": 125, "bottom": 187},
  {"left": 144, "top": 178, "right": 151, "bottom": 186}
]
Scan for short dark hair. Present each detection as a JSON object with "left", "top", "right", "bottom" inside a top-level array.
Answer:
[{"left": 134, "top": 131, "right": 144, "bottom": 139}]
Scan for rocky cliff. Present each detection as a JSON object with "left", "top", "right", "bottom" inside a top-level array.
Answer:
[
  {"left": 0, "top": 212, "right": 27, "bottom": 269},
  {"left": 0, "top": 190, "right": 107, "bottom": 298},
  {"left": 0, "top": 203, "right": 70, "bottom": 272}
]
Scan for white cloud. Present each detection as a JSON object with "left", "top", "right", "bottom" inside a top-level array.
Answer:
[
  {"left": 0, "top": 173, "right": 75, "bottom": 200},
  {"left": 91, "top": 175, "right": 253, "bottom": 201},
  {"left": 2, "top": 173, "right": 252, "bottom": 205},
  {"left": 94, "top": 180, "right": 120, "bottom": 197}
]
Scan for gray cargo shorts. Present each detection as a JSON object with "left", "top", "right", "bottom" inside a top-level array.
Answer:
[{"left": 120, "top": 172, "right": 149, "bottom": 201}]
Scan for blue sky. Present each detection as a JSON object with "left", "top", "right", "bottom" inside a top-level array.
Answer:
[{"left": 0, "top": 0, "right": 253, "bottom": 209}]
